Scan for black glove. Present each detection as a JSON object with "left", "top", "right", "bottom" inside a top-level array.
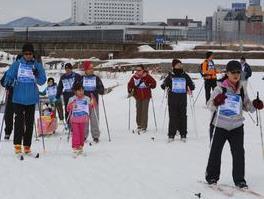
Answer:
[{"left": 32, "top": 68, "right": 38, "bottom": 77}]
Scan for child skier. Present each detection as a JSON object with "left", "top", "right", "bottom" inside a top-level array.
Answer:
[
  {"left": 161, "top": 59, "right": 195, "bottom": 142},
  {"left": 205, "top": 60, "right": 263, "bottom": 189},
  {"left": 67, "top": 82, "right": 90, "bottom": 157},
  {"left": 40, "top": 77, "right": 64, "bottom": 122}
]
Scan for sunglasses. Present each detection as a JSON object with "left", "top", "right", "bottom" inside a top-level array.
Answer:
[
  {"left": 23, "top": 52, "right": 33, "bottom": 56},
  {"left": 230, "top": 70, "right": 241, "bottom": 74}
]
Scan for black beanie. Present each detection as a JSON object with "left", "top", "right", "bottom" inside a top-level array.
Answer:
[
  {"left": 226, "top": 60, "right": 242, "bottom": 72},
  {"left": 206, "top": 51, "right": 214, "bottom": 59},
  {"left": 48, "top": 77, "right": 55, "bottom": 83},
  {"left": 22, "top": 43, "right": 34, "bottom": 53},
  {"left": 65, "top": 63, "right": 73, "bottom": 69},
  {"left": 172, "top": 59, "right": 182, "bottom": 67}
]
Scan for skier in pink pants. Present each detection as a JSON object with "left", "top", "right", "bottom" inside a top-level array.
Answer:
[{"left": 67, "top": 82, "right": 90, "bottom": 156}]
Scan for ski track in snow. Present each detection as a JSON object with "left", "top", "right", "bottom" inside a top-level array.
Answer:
[{"left": 0, "top": 71, "right": 263, "bottom": 199}]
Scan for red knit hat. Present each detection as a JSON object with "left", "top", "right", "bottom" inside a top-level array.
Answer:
[{"left": 83, "top": 61, "right": 93, "bottom": 71}]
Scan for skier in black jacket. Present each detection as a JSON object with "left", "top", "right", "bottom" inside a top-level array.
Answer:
[
  {"left": 56, "top": 63, "right": 82, "bottom": 122},
  {"left": 161, "top": 59, "right": 195, "bottom": 142}
]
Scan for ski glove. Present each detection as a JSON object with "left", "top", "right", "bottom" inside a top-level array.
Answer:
[
  {"left": 253, "top": 98, "right": 264, "bottom": 110},
  {"left": 32, "top": 68, "right": 38, "bottom": 77},
  {"left": 213, "top": 93, "right": 227, "bottom": 106}
]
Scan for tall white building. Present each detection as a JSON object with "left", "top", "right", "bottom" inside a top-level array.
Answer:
[{"left": 71, "top": 0, "right": 143, "bottom": 24}]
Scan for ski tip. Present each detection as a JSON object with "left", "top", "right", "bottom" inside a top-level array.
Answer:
[
  {"left": 89, "top": 142, "right": 92, "bottom": 146},
  {"left": 35, "top": 153, "right": 40, "bottom": 158},
  {"left": 194, "top": 193, "right": 201, "bottom": 198},
  {"left": 20, "top": 155, "right": 24, "bottom": 161},
  {"left": 151, "top": 137, "right": 155, "bottom": 141}
]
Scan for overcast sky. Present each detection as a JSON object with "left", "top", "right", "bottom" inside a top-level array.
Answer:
[{"left": 0, "top": 0, "right": 261, "bottom": 24}]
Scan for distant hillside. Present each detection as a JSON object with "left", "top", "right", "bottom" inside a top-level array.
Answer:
[{"left": 5, "top": 17, "right": 51, "bottom": 27}]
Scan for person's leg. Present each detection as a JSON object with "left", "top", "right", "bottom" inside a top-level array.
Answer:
[
  {"left": 90, "top": 106, "right": 100, "bottom": 140},
  {"left": 13, "top": 103, "right": 25, "bottom": 153},
  {"left": 206, "top": 127, "right": 227, "bottom": 183},
  {"left": 80, "top": 122, "right": 87, "bottom": 148},
  {"left": 227, "top": 126, "right": 246, "bottom": 186},
  {"left": 168, "top": 101, "right": 177, "bottom": 138},
  {"left": 4, "top": 96, "right": 14, "bottom": 138},
  {"left": 136, "top": 100, "right": 142, "bottom": 129},
  {"left": 204, "top": 80, "right": 211, "bottom": 103},
  {"left": 71, "top": 123, "right": 79, "bottom": 150},
  {"left": 141, "top": 99, "right": 150, "bottom": 130},
  {"left": 55, "top": 101, "right": 64, "bottom": 121},
  {"left": 23, "top": 104, "right": 35, "bottom": 149},
  {"left": 179, "top": 103, "right": 187, "bottom": 139}
]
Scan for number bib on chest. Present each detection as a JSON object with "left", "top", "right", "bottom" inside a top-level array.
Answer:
[
  {"left": 62, "top": 78, "right": 75, "bottom": 92},
  {"left": 134, "top": 78, "right": 147, "bottom": 89},
  {"left": 219, "top": 94, "right": 241, "bottom": 117},
  {"left": 83, "top": 76, "right": 96, "bottom": 91},
  {"left": 17, "top": 63, "right": 35, "bottom": 83},
  {"left": 73, "top": 99, "right": 89, "bottom": 117},
  {"left": 171, "top": 78, "right": 186, "bottom": 93},
  {"left": 47, "top": 86, "right": 57, "bottom": 97}
]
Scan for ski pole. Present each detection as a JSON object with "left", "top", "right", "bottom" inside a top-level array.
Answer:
[
  {"left": 161, "top": 103, "right": 168, "bottom": 135},
  {"left": 128, "top": 97, "right": 131, "bottom": 131},
  {"left": 194, "top": 82, "right": 204, "bottom": 105},
  {"left": 0, "top": 91, "right": 8, "bottom": 143},
  {"left": 38, "top": 101, "right": 46, "bottom": 152},
  {"left": 189, "top": 93, "right": 198, "bottom": 138},
  {"left": 257, "top": 109, "right": 264, "bottom": 159},
  {"left": 101, "top": 95, "right": 111, "bottom": 142},
  {"left": 151, "top": 97, "right": 158, "bottom": 133},
  {"left": 66, "top": 110, "right": 72, "bottom": 143},
  {"left": 209, "top": 108, "right": 221, "bottom": 151},
  {"left": 256, "top": 92, "right": 260, "bottom": 127}
]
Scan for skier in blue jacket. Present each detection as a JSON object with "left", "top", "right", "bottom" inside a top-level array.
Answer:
[{"left": 4, "top": 43, "right": 46, "bottom": 155}]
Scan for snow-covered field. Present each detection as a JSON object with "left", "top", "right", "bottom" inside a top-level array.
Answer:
[{"left": 0, "top": 70, "right": 264, "bottom": 199}]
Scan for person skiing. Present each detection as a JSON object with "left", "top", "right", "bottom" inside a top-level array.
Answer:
[
  {"left": 161, "top": 59, "right": 195, "bottom": 142},
  {"left": 78, "top": 61, "right": 104, "bottom": 143},
  {"left": 127, "top": 65, "right": 156, "bottom": 134},
  {"left": 56, "top": 63, "right": 82, "bottom": 125},
  {"left": 40, "top": 77, "right": 64, "bottom": 122},
  {"left": 201, "top": 51, "right": 221, "bottom": 103},
  {"left": 0, "top": 71, "right": 15, "bottom": 140},
  {"left": 205, "top": 60, "right": 263, "bottom": 189},
  {"left": 3, "top": 43, "right": 46, "bottom": 155},
  {"left": 240, "top": 57, "right": 252, "bottom": 87},
  {"left": 67, "top": 82, "right": 90, "bottom": 157}
]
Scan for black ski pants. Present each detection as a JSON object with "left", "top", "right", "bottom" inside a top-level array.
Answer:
[
  {"left": 206, "top": 125, "right": 246, "bottom": 185},
  {"left": 4, "top": 91, "right": 15, "bottom": 137},
  {"left": 204, "top": 79, "right": 217, "bottom": 103},
  {"left": 13, "top": 103, "right": 35, "bottom": 147}
]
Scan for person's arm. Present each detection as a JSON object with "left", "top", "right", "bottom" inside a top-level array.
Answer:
[
  {"left": 4, "top": 61, "right": 18, "bottom": 87},
  {"left": 186, "top": 74, "right": 195, "bottom": 91},
  {"left": 127, "top": 77, "right": 135, "bottom": 93},
  {"left": 96, "top": 76, "right": 105, "bottom": 95},
  {"left": 207, "top": 86, "right": 223, "bottom": 111},
  {"left": 161, "top": 74, "right": 171, "bottom": 90},
  {"left": 246, "top": 64, "right": 252, "bottom": 79},
  {"left": 142, "top": 74, "right": 156, "bottom": 89},
  {"left": 67, "top": 97, "right": 75, "bottom": 112},
  {"left": 39, "top": 88, "right": 47, "bottom": 96},
  {"left": 34, "top": 62, "right": 47, "bottom": 86},
  {"left": 56, "top": 76, "right": 64, "bottom": 99},
  {"left": 242, "top": 88, "right": 255, "bottom": 113}
]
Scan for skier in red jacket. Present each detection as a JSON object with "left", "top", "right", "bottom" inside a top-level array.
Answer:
[{"left": 128, "top": 65, "right": 156, "bottom": 134}]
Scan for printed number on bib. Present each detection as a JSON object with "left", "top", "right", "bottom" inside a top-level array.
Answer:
[
  {"left": 172, "top": 78, "right": 186, "bottom": 93},
  {"left": 17, "top": 63, "right": 35, "bottom": 83},
  {"left": 62, "top": 78, "right": 74, "bottom": 91},
  {"left": 73, "top": 99, "right": 89, "bottom": 117},
  {"left": 83, "top": 77, "right": 96, "bottom": 91},
  {"left": 219, "top": 94, "right": 241, "bottom": 117}
]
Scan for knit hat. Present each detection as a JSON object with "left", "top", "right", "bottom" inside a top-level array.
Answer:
[
  {"left": 172, "top": 59, "right": 182, "bottom": 67},
  {"left": 226, "top": 60, "right": 242, "bottom": 72},
  {"left": 83, "top": 60, "right": 93, "bottom": 71},
  {"left": 65, "top": 63, "right": 73, "bottom": 69},
  {"left": 22, "top": 43, "right": 34, "bottom": 53},
  {"left": 48, "top": 77, "right": 55, "bottom": 83}
]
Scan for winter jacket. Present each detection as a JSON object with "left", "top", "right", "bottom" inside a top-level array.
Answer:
[
  {"left": 241, "top": 63, "right": 252, "bottom": 81},
  {"left": 56, "top": 72, "right": 82, "bottom": 100},
  {"left": 201, "top": 59, "right": 220, "bottom": 80},
  {"left": 127, "top": 74, "right": 156, "bottom": 101},
  {"left": 4, "top": 57, "right": 46, "bottom": 105},
  {"left": 208, "top": 79, "right": 255, "bottom": 131},
  {"left": 79, "top": 74, "right": 105, "bottom": 103},
  {"left": 40, "top": 83, "right": 58, "bottom": 103},
  {"left": 67, "top": 95, "right": 90, "bottom": 123},
  {"left": 0, "top": 71, "right": 13, "bottom": 101},
  {"left": 161, "top": 71, "right": 195, "bottom": 104}
]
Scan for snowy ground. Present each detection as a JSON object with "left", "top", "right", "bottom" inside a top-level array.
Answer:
[{"left": 0, "top": 70, "right": 264, "bottom": 199}]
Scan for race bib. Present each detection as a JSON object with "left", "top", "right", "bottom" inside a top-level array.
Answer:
[
  {"left": 208, "top": 61, "right": 215, "bottom": 70},
  {"left": 171, "top": 78, "right": 186, "bottom": 93},
  {"left": 73, "top": 99, "right": 89, "bottom": 117},
  {"left": 83, "top": 76, "right": 96, "bottom": 91},
  {"left": 219, "top": 94, "right": 241, "bottom": 117},
  {"left": 47, "top": 86, "right": 57, "bottom": 97},
  {"left": 134, "top": 78, "right": 147, "bottom": 89},
  {"left": 62, "top": 78, "right": 75, "bottom": 91},
  {"left": 17, "top": 63, "right": 35, "bottom": 83}
]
